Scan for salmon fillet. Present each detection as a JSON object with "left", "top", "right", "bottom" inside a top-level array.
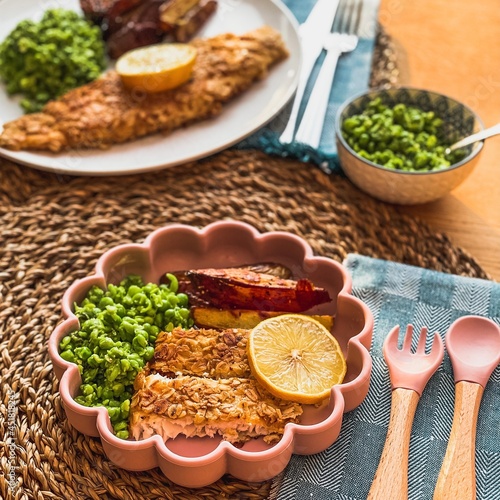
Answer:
[
  {"left": 146, "top": 327, "right": 250, "bottom": 378},
  {"left": 0, "top": 26, "right": 288, "bottom": 152},
  {"left": 130, "top": 373, "right": 302, "bottom": 444},
  {"left": 130, "top": 326, "right": 303, "bottom": 444}
]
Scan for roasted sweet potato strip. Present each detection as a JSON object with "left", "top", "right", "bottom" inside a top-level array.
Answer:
[
  {"left": 191, "top": 307, "right": 334, "bottom": 331},
  {"left": 185, "top": 268, "right": 332, "bottom": 312}
]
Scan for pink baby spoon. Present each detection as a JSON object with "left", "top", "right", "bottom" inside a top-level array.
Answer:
[{"left": 433, "top": 316, "right": 500, "bottom": 500}]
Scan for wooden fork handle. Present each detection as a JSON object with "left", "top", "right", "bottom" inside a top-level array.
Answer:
[
  {"left": 367, "top": 388, "right": 420, "bottom": 500},
  {"left": 433, "top": 381, "right": 484, "bottom": 500}
]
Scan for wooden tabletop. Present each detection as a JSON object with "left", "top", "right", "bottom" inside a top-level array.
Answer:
[{"left": 379, "top": 0, "right": 500, "bottom": 281}]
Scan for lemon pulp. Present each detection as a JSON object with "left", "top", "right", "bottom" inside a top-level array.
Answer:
[
  {"left": 116, "top": 43, "right": 197, "bottom": 93},
  {"left": 248, "top": 314, "right": 347, "bottom": 404}
]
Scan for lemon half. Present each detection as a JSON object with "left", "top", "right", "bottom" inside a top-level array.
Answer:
[
  {"left": 116, "top": 43, "right": 197, "bottom": 93},
  {"left": 248, "top": 314, "right": 347, "bottom": 404}
]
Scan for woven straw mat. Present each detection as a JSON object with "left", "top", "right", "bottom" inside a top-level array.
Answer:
[{"left": 0, "top": 148, "right": 490, "bottom": 500}]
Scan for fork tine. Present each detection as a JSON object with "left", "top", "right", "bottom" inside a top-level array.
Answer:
[
  {"left": 432, "top": 332, "right": 445, "bottom": 359},
  {"left": 352, "top": 0, "right": 363, "bottom": 35},
  {"left": 382, "top": 325, "right": 400, "bottom": 359},
  {"left": 416, "top": 326, "right": 429, "bottom": 354},
  {"left": 336, "top": 0, "right": 362, "bottom": 35},
  {"left": 333, "top": 1, "right": 348, "bottom": 32},
  {"left": 340, "top": 1, "right": 351, "bottom": 32},
  {"left": 402, "top": 324, "right": 414, "bottom": 351}
]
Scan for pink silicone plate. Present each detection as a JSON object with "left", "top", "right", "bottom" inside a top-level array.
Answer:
[{"left": 48, "top": 221, "right": 373, "bottom": 488}]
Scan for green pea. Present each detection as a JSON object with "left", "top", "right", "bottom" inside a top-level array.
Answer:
[
  {"left": 176, "top": 293, "right": 189, "bottom": 307},
  {"left": 120, "top": 359, "right": 131, "bottom": 372},
  {"left": 127, "top": 285, "right": 142, "bottom": 297},
  {"left": 87, "top": 354, "right": 102, "bottom": 367},
  {"left": 107, "top": 366, "right": 121, "bottom": 382},
  {"left": 114, "top": 421, "right": 129, "bottom": 432},
  {"left": 112, "top": 383, "right": 125, "bottom": 396},
  {"left": 107, "top": 407, "right": 121, "bottom": 422},
  {"left": 82, "top": 368, "right": 98, "bottom": 383},
  {"left": 144, "top": 346, "right": 155, "bottom": 361},
  {"left": 99, "top": 297, "right": 114, "bottom": 308},
  {"left": 60, "top": 350, "right": 75, "bottom": 363},
  {"left": 98, "top": 337, "right": 114, "bottom": 350}
]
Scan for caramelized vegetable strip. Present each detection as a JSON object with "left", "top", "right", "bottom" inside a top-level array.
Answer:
[
  {"left": 169, "top": 0, "right": 218, "bottom": 42},
  {"left": 191, "top": 307, "right": 334, "bottom": 331},
  {"left": 185, "top": 268, "right": 332, "bottom": 312}
]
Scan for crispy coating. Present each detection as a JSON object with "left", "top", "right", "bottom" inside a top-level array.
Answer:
[
  {"left": 144, "top": 327, "right": 250, "bottom": 379},
  {"left": 130, "top": 373, "right": 302, "bottom": 444},
  {"left": 0, "top": 26, "right": 288, "bottom": 152}
]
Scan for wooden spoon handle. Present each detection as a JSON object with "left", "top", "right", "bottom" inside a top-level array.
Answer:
[
  {"left": 367, "top": 388, "right": 420, "bottom": 500},
  {"left": 433, "top": 381, "right": 484, "bottom": 500}
]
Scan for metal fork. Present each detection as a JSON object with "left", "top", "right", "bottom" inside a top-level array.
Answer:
[
  {"left": 367, "top": 325, "right": 444, "bottom": 500},
  {"left": 295, "top": 0, "right": 362, "bottom": 148}
]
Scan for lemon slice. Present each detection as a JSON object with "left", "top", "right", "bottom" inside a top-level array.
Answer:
[
  {"left": 248, "top": 314, "right": 347, "bottom": 404},
  {"left": 116, "top": 43, "right": 197, "bottom": 93}
]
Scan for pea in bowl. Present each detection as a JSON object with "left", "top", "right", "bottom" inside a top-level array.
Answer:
[{"left": 335, "top": 87, "right": 484, "bottom": 204}]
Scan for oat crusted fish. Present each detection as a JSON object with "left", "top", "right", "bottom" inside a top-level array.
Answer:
[
  {"left": 146, "top": 326, "right": 250, "bottom": 379},
  {"left": 130, "top": 373, "right": 302, "bottom": 444},
  {"left": 130, "top": 326, "right": 303, "bottom": 444},
  {"left": 0, "top": 26, "right": 288, "bottom": 152}
]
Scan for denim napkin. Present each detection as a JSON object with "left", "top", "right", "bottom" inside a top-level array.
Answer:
[
  {"left": 235, "top": 0, "right": 380, "bottom": 174},
  {"left": 270, "top": 254, "right": 500, "bottom": 500}
]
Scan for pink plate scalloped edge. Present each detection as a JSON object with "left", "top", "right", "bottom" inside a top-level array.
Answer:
[{"left": 48, "top": 220, "right": 374, "bottom": 488}]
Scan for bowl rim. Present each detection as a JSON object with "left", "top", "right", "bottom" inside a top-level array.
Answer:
[{"left": 335, "top": 85, "right": 485, "bottom": 176}]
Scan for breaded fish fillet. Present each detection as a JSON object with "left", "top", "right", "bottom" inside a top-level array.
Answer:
[
  {"left": 130, "top": 373, "right": 302, "bottom": 444},
  {"left": 0, "top": 26, "right": 288, "bottom": 152},
  {"left": 146, "top": 327, "right": 250, "bottom": 378}
]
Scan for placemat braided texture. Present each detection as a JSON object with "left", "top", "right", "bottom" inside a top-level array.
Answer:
[{"left": 0, "top": 149, "right": 489, "bottom": 500}]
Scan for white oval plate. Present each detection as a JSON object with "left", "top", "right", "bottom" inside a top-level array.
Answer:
[{"left": 0, "top": 0, "right": 300, "bottom": 176}]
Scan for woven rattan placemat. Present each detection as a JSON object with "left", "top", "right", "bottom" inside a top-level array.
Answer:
[{"left": 0, "top": 149, "right": 489, "bottom": 500}]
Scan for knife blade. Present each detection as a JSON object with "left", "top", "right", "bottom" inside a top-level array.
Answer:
[{"left": 279, "top": 0, "right": 340, "bottom": 144}]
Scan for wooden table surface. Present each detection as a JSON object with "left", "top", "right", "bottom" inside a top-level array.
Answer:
[{"left": 379, "top": 0, "right": 500, "bottom": 281}]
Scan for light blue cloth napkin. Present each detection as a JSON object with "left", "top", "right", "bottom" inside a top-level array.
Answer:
[
  {"left": 236, "top": 0, "right": 380, "bottom": 174},
  {"left": 270, "top": 254, "right": 500, "bottom": 500}
]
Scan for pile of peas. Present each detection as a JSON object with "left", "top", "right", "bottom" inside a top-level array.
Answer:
[
  {"left": 0, "top": 9, "right": 106, "bottom": 113},
  {"left": 59, "top": 274, "right": 193, "bottom": 439},
  {"left": 341, "top": 97, "right": 467, "bottom": 171}
]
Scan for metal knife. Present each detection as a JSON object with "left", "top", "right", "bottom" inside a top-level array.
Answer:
[{"left": 279, "top": 0, "right": 340, "bottom": 144}]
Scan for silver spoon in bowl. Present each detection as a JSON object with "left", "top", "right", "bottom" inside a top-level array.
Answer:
[{"left": 445, "top": 122, "right": 500, "bottom": 155}]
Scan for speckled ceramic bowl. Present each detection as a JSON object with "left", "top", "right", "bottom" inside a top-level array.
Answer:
[
  {"left": 48, "top": 221, "right": 373, "bottom": 488},
  {"left": 335, "top": 87, "right": 484, "bottom": 204}
]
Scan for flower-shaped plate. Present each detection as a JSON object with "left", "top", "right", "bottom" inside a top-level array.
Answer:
[{"left": 49, "top": 221, "right": 373, "bottom": 488}]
